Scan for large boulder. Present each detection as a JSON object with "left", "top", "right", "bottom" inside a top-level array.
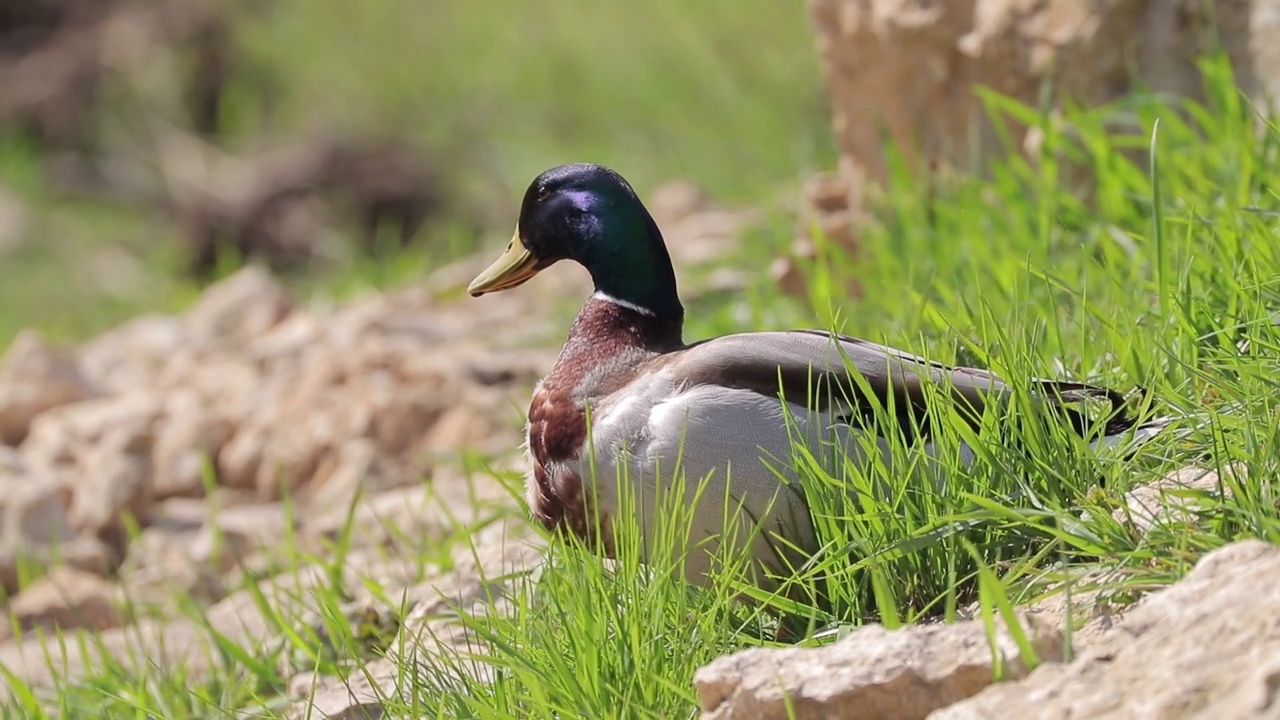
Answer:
[
  {"left": 933, "top": 540, "right": 1280, "bottom": 719},
  {"left": 696, "top": 614, "right": 1063, "bottom": 720},
  {"left": 693, "top": 540, "right": 1280, "bottom": 719}
]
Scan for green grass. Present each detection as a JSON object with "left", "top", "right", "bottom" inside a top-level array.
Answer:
[
  {"left": 4, "top": 18, "right": 1280, "bottom": 720},
  {"left": 235, "top": 0, "right": 832, "bottom": 196}
]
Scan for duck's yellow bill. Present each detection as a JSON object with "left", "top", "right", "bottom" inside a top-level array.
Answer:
[{"left": 468, "top": 229, "right": 540, "bottom": 296}]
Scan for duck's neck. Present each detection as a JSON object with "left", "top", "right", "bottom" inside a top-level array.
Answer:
[
  {"left": 582, "top": 208, "right": 685, "bottom": 323},
  {"left": 559, "top": 295, "right": 684, "bottom": 363}
]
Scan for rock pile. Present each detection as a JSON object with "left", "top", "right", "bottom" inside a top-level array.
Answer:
[
  {"left": 0, "top": 261, "right": 559, "bottom": 604},
  {"left": 0, "top": 259, "right": 563, "bottom": 706}
]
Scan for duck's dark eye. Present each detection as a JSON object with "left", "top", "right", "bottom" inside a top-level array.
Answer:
[{"left": 536, "top": 186, "right": 551, "bottom": 202}]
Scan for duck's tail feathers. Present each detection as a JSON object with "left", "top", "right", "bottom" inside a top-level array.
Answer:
[
  {"left": 1088, "top": 414, "right": 1176, "bottom": 455},
  {"left": 1031, "top": 380, "right": 1178, "bottom": 457}
]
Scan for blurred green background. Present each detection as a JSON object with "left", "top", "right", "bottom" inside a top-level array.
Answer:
[{"left": 0, "top": 0, "right": 834, "bottom": 346}]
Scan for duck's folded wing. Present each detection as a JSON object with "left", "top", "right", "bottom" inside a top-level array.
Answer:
[{"left": 663, "top": 330, "right": 1136, "bottom": 436}]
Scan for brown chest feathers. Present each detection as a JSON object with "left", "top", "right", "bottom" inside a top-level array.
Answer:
[{"left": 525, "top": 297, "right": 682, "bottom": 546}]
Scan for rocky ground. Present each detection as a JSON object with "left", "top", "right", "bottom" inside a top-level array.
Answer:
[{"left": 0, "top": 256, "right": 554, "bottom": 706}]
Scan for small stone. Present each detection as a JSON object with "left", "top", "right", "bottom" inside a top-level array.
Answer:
[
  {"left": 0, "top": 445, "right": 21, "bottom": 474},
  {"left": 0, "top": 449, "right": 73, "bottom": 544},
  {"left": 0, "top": 536, "right": 116, "bottom": 594},
  {"left": 8, "top": 475, "right": 75, "bottom": 546},
  {"left": 21, "top": 393, "right": 162, "bottom": 471},
  {"left": 68, "top": 441, "right": 154, "bottom": 546},
  {"left": 8, "top": 567, "right": 121, "bottom": 635},
  {"left": 1114, "top": 464, "right": 1239, "bottom": 534},
  {"left": 298, "top": 439, "right": 381, "bottom": 523},
  {"left": 189, "top": 503, "right": 289, "bottom": 573},
  {"left": 77, "top": 315, "right": 187, "bottom": 395},
  {"left": 185, "top": 265, "right": 292, "bottom": 350},
  {"left": 0, "top": 451, "right": 84, "bottom": 593},
  {"left": 421, "top": 405, "right": 492, "bottom": 452},
  {"left": 147, "top": 496, "right": 217, "bottom": 532},
  {"left": 56, "top": 535, "right": 115, "bottom": 578},
  {"left": 0, "top": 330, "right": 97, "bottom": 445},
  {"left": 215, "top": 426, "right": 266, "bottom": 491},
  {"left": 118, "top": 527, "right": 224, "bottom": 607},
  {"left": 648, "top": 179, "right": 708, "bottom": 227},
  {"left": 151, "top": 389, "right": 232, "bottom": 499},
  {"left": 21, "top": 394, "right": 162, "bottom": 548},
  {"left": 288, "top": 670, "right": 320, "bottom": 699}
]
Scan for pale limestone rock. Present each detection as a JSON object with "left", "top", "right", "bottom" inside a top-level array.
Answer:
[
  {"left": 301, "top": 470, "right": 513, "bottom": 546},
  {"left": 1, "top": 460, "right": 74, "bottom": 547},
  {"left": 68, "top": 443, "right": 154, "bottom": 545},
  {"left": 931, "top": 540, "right": 1280, "bottom": 720},
  {"left": 0, "top": 536, "right": 114, "bottom": 597},
  {"left": 215, "top": 324, "right": 459, "bottom": 497},
  {"left": 150, "top": 389, "right": 232, "bottom": 499},
  {"left": 696, "top": 614, "right": 1063, "bottom": 719},
  {"left": 118, "top": 525, "right": 225, "bottom": 607},
  {"left": 0, "top": 444, "right": 21, "bottom": 475},
  {"left": 19, "top": 393, "right": 161, "bottom": 549},
  {"left": 1014, "top": 586, "right": 1121, "bottom": 656},
  {"left": 77, "top": 314, "right": 186, "bottom": 395},
  {"left": 8, "top": 567, "right": 122, "bottom": 635},
  {"left": 0, "top": 246, "right": 602, "bottom": 707},
  {"left": 0, "top": 448, "right": 85, "bottom": 592},
  {"left": 420, "top": 403, "right": 494, "bottom": 453},
  {"left": 184, "top": 265, "right": 292, "bottom": 349},
  {"left": 811, "top": 0, "right": 1280, "bottom": 193},
  {"left": 22, "top": 393, "right": 163, "bottom": 472},
  {"left": 648, "top": 179, "right": 709, "bottom": 227},
  {"left": 1115, "top": 464, "right": 1239, "bottom": 534},
  {"left": 0, "top": 564, "right": 324, "bottom": 695},
  {"left": 188, "top": 502, "right": 289, "bottom": 573},
  {"left": 0, "top": 330, "right": 96, "bottom": 445}
]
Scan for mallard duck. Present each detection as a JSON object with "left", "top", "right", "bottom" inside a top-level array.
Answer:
[{"left": 468, "top": 163, "right": 1167, "bottom": 586}]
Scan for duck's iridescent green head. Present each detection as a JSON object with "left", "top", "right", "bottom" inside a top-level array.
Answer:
[{"left": 468, "top": 163, "right": 683, "bottom": 320}]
